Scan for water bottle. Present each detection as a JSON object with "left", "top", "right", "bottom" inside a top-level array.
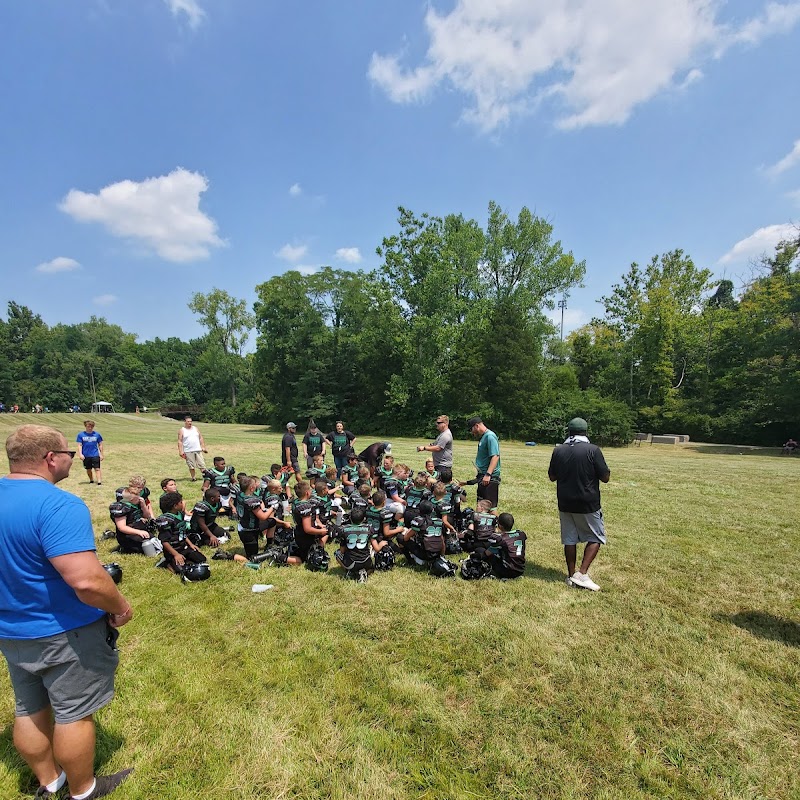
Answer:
[{"left": 252, "top": 584, "right": 274, "bottom": 593}]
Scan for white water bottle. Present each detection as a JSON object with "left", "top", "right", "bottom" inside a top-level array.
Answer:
[{"left": 252, "top": 584, "right": 274, "bottom": 593}]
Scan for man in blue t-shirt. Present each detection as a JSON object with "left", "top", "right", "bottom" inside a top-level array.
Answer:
[
  {"left": 465, "top": 416, "right": 501, "bottom": 509},
  {"left": 76, "top": 419, "right": 104, "bottom": 486},
  {"left": 0, "top": 425, "right": 133, "bottom": 799}
]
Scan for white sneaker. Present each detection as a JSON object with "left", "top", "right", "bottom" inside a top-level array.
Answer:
[{"left": 570, "top": 571, "right": 600, "bottom": 591}]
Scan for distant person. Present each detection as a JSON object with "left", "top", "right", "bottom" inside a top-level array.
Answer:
[
  {"left": 417, "top": 415, "right": 453, "bottom": 470},
  {"left": 465, "top": 416, "right": 501, "bottom": 509},
  {"left": 177, "top": 415, "right": 207, "bottom": 482},
  {"left": 281, "top": 422, "right": 301, "bottom": 480},
  {"left": 0, "top": 425, "right": 133, "bottom": 800},
  {"left": 548, "top": 417, "right": 610, "bottom": 592},
  {"left": 326, "top": 421, "right": 356, "bottom": 477},
  {"left": 302, "top": 421, "right": 326, "bottom": 469},
  {"left": 76, "top": 419, "right": 104, "bottom": 485},
  {"left": 782, "top": 437, "right": 798, "bottom": 454}
]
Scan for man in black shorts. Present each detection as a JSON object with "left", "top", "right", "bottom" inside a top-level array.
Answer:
[{"left": 281, "top": 422, "right": 301, "bottom": 480}]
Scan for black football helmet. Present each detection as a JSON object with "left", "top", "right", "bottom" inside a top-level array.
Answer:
[
  {"left": 460, "top": 555, "right": 492, "bottom": 580},
  {"left": 429, "top": 555, "right": 456, "bottom": 578},
  {"left": 305, "top": 544, "right": 330, "bottom": 572},
  {"left": 102, "top": 562, "right": 123, "bottom": 584},
  {"left": 180, "top": 563, "right": 211, "bottom": 582},
  {"left": 373, "top": 546, "right": 396, "bottom": 571}
]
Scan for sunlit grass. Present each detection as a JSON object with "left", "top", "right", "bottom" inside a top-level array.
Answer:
[{"left": 0, "top": 414, "right": 798, "bottom": 799}]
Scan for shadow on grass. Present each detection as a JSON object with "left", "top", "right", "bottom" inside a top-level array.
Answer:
[
  {"left": 524, "top": 562, "right": 565, "bottom": 583},
  {"left": 0, "top": 720, "right": 124, "bottom": 795},
  {"left": 720, "top": 611, "right": 800, "bottom": 647}
]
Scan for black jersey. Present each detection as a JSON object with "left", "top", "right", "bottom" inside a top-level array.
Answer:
[
  {"left": 431, "top": 497, "right": 453, "bottom": 520},
  {"left": 471, "top": 511, "right": 498, "bottom": 546},
  {"left": 292, "top": 498, "right": 316, "bottom": 534},
  {"left": 109, "top": 500, "right": 143, "bottom": 526},
  {"left": 305, "top": 466, "right": 328, "bottom": 483},
  {"left": 488, "top": 529, "right": 527, "bottom": 576},
  {"left": 405, "top": 486, "right": 431, "bottom": 510},
  {"left": 311, "top": 493, "right": 332, "bottom": 524},
  {"left": 380, "top": 475, "right": 403, "bottom": 501},
  {"left": 376, "top": 507, "right": 396, "bottom": 539},
  {"left": 262, "top": 492, "right": 284, "bottom": 520},
  {"left": 348, "top": 493, "right": 369, "bottom": 514},
  {"left": 366, "top": 504, "right": 383, "bottom": 535},
  {"left": 445, "top": 481, "right": 466, "bottom": 510},
  {"left": 203, "top": 465, "right": 236, "bottom": 495},
  {"left": 155, "top": 512, "right": 190, "bottom": 548},
  {"left": 236, "top": 493, "right": 263, "bottom": 530},
  {"left": 341, "top": 522, "right": 378, "bottom": 552},
  {"left": 410, "top": 514, "right": 445, "bottom": 556},
  {"left": 340, "top": 464, "right": 359, "bottom": 484},
  {"left": 189, "top": 500, "right": 220, "bottom": 533}
]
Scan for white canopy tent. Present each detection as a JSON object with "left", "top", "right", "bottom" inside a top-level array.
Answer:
[{"left": 91, "top": 401, "right": 114, "bottom": 413}]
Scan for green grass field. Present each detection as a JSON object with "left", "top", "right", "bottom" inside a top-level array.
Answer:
[{"left": 0, "top": 413, "right": 798, "bottom": 799}]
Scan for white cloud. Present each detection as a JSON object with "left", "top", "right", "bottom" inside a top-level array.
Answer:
[
  {"left": 547, "top": 306, "right": 588, "bottom": 334},
  {"left": 165, "top": 0, "right": 205, "bottom": 29},
  {"left": 289, "top": 183, "right": 303, "bottom": 197},
  {"left": 766, "top": 139, "right": 800, "bottom": 177},
  {"left": 369, "top": 1, "right": 800, "bottom": 132},
  {"left": 335, "top": 247, "right": 362, "bottom": 264},
  {"left": 276, "top": 243, "right": 308, "bottom": 263},
  {"left": 296, "top": 265, "right": 319, "bottom": 276},
  {"left": 93, "top": 294, "right": 118, "bottom": 306},
  {"left": 718, "top": 223, "right": 797, "bottom": 264},
  {"left": 59, "top": 168, "right": 223, "bottom": 263},
  {"left": 35, "top": 256, "right": 80, "bottom": 274}
]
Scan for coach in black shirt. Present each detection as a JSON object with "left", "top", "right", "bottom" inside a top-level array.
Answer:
[
  {"left": 548, "top": 417, "right": 610, "bottom": 592},
  {"left": 282, "top": 422, "right": 301, "bottom": 480}
]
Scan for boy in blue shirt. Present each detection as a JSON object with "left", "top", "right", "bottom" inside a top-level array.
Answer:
[{"left": 76, "top": 419, "right": 104, "bottom": 485}]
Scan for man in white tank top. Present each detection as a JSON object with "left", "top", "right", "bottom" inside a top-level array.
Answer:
[{"left": 177, "top": 416, "right": 207, "bottom": 481}]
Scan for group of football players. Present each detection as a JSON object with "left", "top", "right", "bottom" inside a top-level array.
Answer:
[{"left": 106, "top": 449, "right": 526, "bottom": 584}]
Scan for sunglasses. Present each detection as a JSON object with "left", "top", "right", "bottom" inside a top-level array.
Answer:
[{"left": 47, "top": 450, "right": 77, "bottom": 459}]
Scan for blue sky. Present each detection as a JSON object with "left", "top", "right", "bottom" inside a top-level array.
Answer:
[{"left": 1, "top": 0, "right": 798, "bottom": 345}]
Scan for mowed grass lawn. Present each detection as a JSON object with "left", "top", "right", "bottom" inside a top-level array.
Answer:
[{"left": 0, "top": 413, "right": 798, "bottom": 800}]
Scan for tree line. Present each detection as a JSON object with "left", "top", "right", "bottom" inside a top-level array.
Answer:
[{"left": 2, "top": 203, "right": 797, "bottom": 445}]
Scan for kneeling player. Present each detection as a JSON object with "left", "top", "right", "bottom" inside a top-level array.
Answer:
[
  {"left": 397, "top": 500, "right": 443, "bottom": 564},
  {"left": 334, "top": 507, "right": 382, "bottom": 582},
  {"left": 189, "top": 487, "right": 227, "bottom": 547},
  {"left": 280, "top": 480, "right": 330, "bottom": 566},
  {"left": 156, "top": 492, "right": 207, "bottom": 573},
  {"left": 202, "top": 456, "right": 237, "bottom": 516},
  {"left": 484, "top": 513, "right": 526, "bottom": 579},
  {"left": 109, "top": 475, "right": 154, "bottom": 553},
  {"left": 235, "top": 475, "right": 276, "bottom": 560}
]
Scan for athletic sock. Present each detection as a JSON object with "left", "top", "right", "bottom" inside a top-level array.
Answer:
[
  {"left": 45, "top": 770, "right": 67, "bottom": 792},
  {"left": 71, "top": 778, "right": 96, "bottom": 800}
]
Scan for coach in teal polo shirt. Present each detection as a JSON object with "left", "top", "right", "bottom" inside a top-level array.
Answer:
[{"left": 466, "top": 416, "right": 501, "bottom": 509}]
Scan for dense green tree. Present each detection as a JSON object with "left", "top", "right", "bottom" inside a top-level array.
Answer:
[{"left": 189, "top": 288, "right": 255, "bottom": 407}]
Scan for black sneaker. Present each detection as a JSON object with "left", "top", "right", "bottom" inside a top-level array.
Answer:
[
  {"left": 101, "top": 530, "right": 116, "bottom": 540},
  {"left": 357, "top": 569, "right": 368, "bottom": 584},
  {"left": 69, "top": 769, "right": 132, "bottom": 800}
]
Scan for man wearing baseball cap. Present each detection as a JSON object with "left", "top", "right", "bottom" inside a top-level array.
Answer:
[
  {"left": 466, "top": 416, "right": 501, "bottom": 509},
  {"left": 281, "top": 422, "right": 301, "bottom": 481},
  {"left": 548, "top": 417, "right": 610, "bottom": 591}
]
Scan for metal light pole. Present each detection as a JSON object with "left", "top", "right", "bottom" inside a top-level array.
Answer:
[{"left": 558, "top": 298, "right": 567, "bottom": 341}]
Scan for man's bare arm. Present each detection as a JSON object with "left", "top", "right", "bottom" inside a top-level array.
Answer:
[{"left": 50, "top": 551, "right": 132, "bottom": 623}]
